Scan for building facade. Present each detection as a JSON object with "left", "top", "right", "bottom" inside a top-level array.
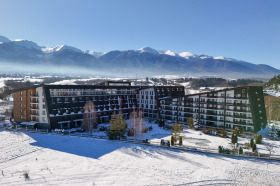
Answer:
[
  {"left": 13, "top": 84, "right": 184, "bottom": 129},
  {"left": 138, "top": 86, "right": 185, "bottom": 119},
  {"left": 160, "top": 86, "right": 267, "bottom": 132}
]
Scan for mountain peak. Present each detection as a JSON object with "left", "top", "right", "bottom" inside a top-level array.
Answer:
[
  {"left": 12, "top": 39, "right": 41, "bottom": 50},
  {"left": 42, "top": 45, "right": 82, "bottom": 53},
  {"left": 179, "top": 52, "right": 196, "bottom": 59},
  {"left": 0, "top": 35, "right": 11, "bottom": 43},
  {"left": 137, "top": 46, "right": 159, "bottom": 55}
]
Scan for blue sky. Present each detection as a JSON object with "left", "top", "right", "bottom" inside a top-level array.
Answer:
[{"left": 1, "top": 0, "right": 280, "bottom": 68}]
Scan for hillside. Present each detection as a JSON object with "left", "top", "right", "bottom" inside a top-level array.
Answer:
[{"left": 1, "top": 128, "right": 280, "bottom": 185}]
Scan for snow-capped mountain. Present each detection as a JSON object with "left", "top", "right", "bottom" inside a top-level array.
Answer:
[
  {"left": 84, "top": 50, "right": 106, "bottom": 58},
  {"left": 42, "top": 45, "right": 82, "bottom": 53},
  {"left": 137, "top": 46, "right": 159, "bottom": 55},
  {"left": 0, "top": 35, "right": 11, "bottom": 43},
  {"left": 0, "top": 35, "right": 279, "bottom": 78},
  {"left": 12, "top": 39, "right": 42, "bottom": 51},
  {"left": 179, "top": 52, "right": 196, "bottom": 59}
]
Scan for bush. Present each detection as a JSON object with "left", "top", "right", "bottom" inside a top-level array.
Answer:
[
  {"left": 250, "top": 138, "right": 254, "bottom": 148},
  {"left": 127, "top": 128, "right": 135, "bottom": 136},
  {"left": 171, "top": 136, "right": 175, "bottom": 146},
  {"left": 252, "top": 144, "right": 257, "bottom": 152},
  {"left": 142, "top": 128, "right": 148, "bottom": 133},
  {"left": 163, "top": 124, "right": 172, "bottom": 130},
  {"left": 219, "top": 129, "right": 228, "bottom": 138},
  {"left": 239, "top": 147, "right": 243, "bottom": 155},
  {"left": 244, "top": 142, "right": 250, "bottom": 149},
  {"left": 142, "top": 139, "right": 149, "bottom": 143},
  {"left": 158, "top": 119, "right": 164, "bottom": 127},
  {"left": 231, "top": 133, "right": 238, "bottom": 144},
  {"left": 218, "top": 145, "right": 231, "bottom": 154},
  {"left": 179, "top": 136, "right": 183, "bottom": 146},
  {"left": 255, "top": 134, "right": 262, "bottom": 144},
  {"left": 218, "top": 146, "right": 223, "bottom": 153}
]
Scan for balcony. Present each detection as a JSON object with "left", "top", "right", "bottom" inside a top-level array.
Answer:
[{"left": 31, "top": 113, "right": 39, "bottom": 117}]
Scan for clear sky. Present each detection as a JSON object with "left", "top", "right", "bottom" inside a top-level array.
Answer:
[{"left": 0, "top": 0, "right": 279, "bottom": 68}]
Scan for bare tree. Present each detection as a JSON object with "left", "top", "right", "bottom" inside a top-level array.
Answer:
[
  {"left": 136, "top": 110, "right": 145, "bottom": 139},
  {"left": 266, "top": 145, "right": 274, "bottom": 157},
  {"left": 83, "top": 101, "right": 97, "bottom": 134},
  {"left": 129, "top": 107, "right": 145, "bottom": 140}
]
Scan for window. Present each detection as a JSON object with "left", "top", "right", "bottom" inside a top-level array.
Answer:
[{"left": 42, "top": 111, "right": 46, "bottom": 115}]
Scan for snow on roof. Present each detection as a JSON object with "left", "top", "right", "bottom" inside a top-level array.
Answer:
[{"left": 20, "top": 122, "right": 37, "bottom": 126}]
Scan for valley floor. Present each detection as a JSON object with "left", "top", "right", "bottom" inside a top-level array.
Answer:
[{"left": 1, "top": 130, "right": 280, "bottom": 186}]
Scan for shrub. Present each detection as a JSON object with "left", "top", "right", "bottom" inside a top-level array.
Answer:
[
  {"left": 127, "top": 128, "right": 135, "bottom": 136},
  {"left": 255, "top": 134, "right": 262, "bottom": 144},
  {"left": 201, "top": 127, "right": 208, "bottom": 134},
  {"left": 250, "top": 138, "right": 254, "bottom": 148},
  {"left": 163, "top": 124, "right": 172, "bottom": 130},
  {"left": 142, "top": 139, "right": 149, "bottom": 143},
  {"left": 179, "top": 136, "right": 183, "bottom": 146},
  {"left": 142, "top": 128, "right": 148, "bottom": 133},
  {"left": 244, "top": 142, "right": 250, "bottom": 149},
  {"left": 239, "top": 147, "right": 243, "bottom": 155},
  {"left": 231, "top": 132, "right": 238, "bottom": 144},
  {"left": 252, "top": 144, "right": 257, "bottom": 152},
  {"left": 218, "top": 145, "right": 231, "bottom": 154},
  {"left": 218, "top": 146, "right": 223, "bottom": 153},
  {"left": 171, "top": 136, "right": 175, "bottom": 146},
  {"left": 158, "top": 119, "right": 164, "bottom": 127},
  {"left": 219, "top": 129, "right": 228, "bottom": 138}
]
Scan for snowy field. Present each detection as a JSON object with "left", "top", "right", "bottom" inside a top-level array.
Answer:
[{"left": 1, "top": 129, "right": 280, "bottom": 186}]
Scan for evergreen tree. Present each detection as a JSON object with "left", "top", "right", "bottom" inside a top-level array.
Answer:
[
  {"left": 231, "top": 132, "right": 238, "bottom": 144},
  {"left": 255, "top": 134, "right": 262, "bottom": 144},
  {"left": 108, "top": 112, "right": 127, "bottom": 140},
  {"left": 193, "top": 113, "right": 201, "bottom": 130},
  {"left": 250, "top": 138, "right": 254, "bottom": 148},
  {"left": 252, "top": 144, "right": 257, "bottom": 152},
  {"left": 218, "top": 146, "right": 223, "bottom": 153},
  {"left": 239, "top": 147, "right": 243, "bottom": 155}
]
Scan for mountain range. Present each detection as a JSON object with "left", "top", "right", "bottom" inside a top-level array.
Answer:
[{"left": 0, "top": 35, "right": 279, "bottom": 78}]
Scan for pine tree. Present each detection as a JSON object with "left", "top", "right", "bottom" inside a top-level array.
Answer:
[
  {"left": 193, "top": 113, "right": 201, "bottom": 130},
  {"left": 231, "top": 132, "right": 238, "bottom": 144},
  {"left": 250, "top": 138, "right": 254, "bottom": 148},
  {"left": 252, "top": 144, "right": 257, "bottom": 152},
  {"left": 239, "top": 147, "right": 243, "bottom": 155},
  {"left": 255, "top": 134, "right": 262, "bottom": 144},
  {"left": 108, "top": 112, "right": 127, "bottom": 140}
]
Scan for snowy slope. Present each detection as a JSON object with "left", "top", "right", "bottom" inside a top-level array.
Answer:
[
  {"left": 42, "top": 45, "right": 82, "bottom": 53},
  {"left": 12, "top": 39, "right": 42, "bottom": 51},
  {"left": 0, "top": 35, "right": 11, "bottom": 43},
  {"left": 1, "top": 130, "right": 280, "bottom": 186}
]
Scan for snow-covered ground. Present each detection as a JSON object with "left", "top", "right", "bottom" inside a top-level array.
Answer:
[{"left": 1, "top": 128, "right": 280, "bottom": 186}]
